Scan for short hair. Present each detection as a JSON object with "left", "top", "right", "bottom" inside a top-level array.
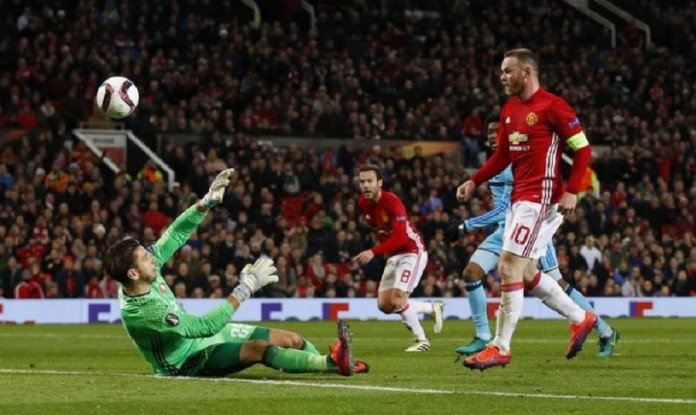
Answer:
[
  {"left": 504, "top": 48, "right": 539, "bottom": 72},
  {"left": 103, "top": 238, "right": 141, "bottom": 286},
  {"left": 484, "top": 111, "right": 501, "bottom": 129},
  {"left": 357, "top": 164, "right": 382, "bottom": 181}
]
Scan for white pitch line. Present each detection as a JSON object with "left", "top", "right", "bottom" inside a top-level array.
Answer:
[
  {"left": 0, "top": 333, "right": 693, "bottom": 344},
  {"left": 0, "top": 368, "right": 694, "bottom": 405}
]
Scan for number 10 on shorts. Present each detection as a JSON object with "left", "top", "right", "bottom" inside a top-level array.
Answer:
[{"left": 511, "top": 223, "right": 531, "bottom": 245}]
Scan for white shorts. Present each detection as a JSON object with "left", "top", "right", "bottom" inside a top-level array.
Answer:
[
  {"left": 503, "top": 201, "right": 563, "bottom": 259},
  {"left": 378, "top": 251, "right": 428, "bottom": 293}
]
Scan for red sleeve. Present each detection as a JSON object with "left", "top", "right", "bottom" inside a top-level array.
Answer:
[
  {"left": 548, "top": 96, "right": 591, "bottom": 194},
  {"left": 548, "top": 96, "right": 583, "bottom": 140},
  {"left": 471, "top": 123, "right": 510, "bottom": 186},
  {"left": 371, "top": 195, "right": 409, "bottom": 256},
  {"left": 471, "top": 112, "right": 510, "bottom": 186},
  {"left": 566, "top": 146, "right": 591, "bottom": 194}
]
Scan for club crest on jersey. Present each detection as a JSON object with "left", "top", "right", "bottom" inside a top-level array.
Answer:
[
  {"left": 505, "top": 116, "right": 511, "bottom": 124},
  {"left": 159, "top": 283, "right": 168, "bottom": 293},
  {"left": 508, "top": 131, "right": 528, "bottom": 143},
  {"left": 382, "top": 213, "right": 389, "bottom": 223},
  {"left": 526, "top": 112, "right": 538, "bottom": 126}
]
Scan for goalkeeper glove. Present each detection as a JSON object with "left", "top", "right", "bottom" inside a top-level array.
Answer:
[
  {"left": 232, "top": 257, "right": 279, "bottom": 302},
  {"left": 201, "top": 168, "right": 235, "bottom": 209},
  {"left": 445, "top": 222, "right": 467, "bottom": 243}
]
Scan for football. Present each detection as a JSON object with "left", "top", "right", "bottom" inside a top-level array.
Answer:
[{"left": 96, "top": 76, "right": 139, "bottom": 119}]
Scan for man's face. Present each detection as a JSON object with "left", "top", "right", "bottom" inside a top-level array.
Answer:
[
  {"left": 487, "top": 121, "right": 500, "bottom": 150},
  {"left": 358, "top": 171, "right": 382, "bottom": 201},
  {"left": 500, "top": 56, "right": 528, "bottom": 96},
  {"left": 131, "top": 246, "right": 157, "bottom": 284}
]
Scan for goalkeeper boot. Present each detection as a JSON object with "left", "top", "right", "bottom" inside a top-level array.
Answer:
[
  {"left": 329, "top": 319, "right": 355, "bottom": 376},
  {"left": 432, "top": 301, "right": 445, "bottom": 334},
  {"left": 455, "top": 337, "right": 491, "bottom": 355},
  {"left": 463, "top": 344, "right": 511, "bottom": 371},
  {"left": 354, "top": 360, "right": 370, "bottom": 374},
  {"left": 598, "top": 329, "right": 620, "bottom": 358},
  {"left": 566, "top": 311, "right": 598, "bottom": 359}
]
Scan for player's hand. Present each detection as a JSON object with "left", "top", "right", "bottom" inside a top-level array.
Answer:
[
  {"left": 557, "top": 192, "right": 578, "bottom": 216},
  {"left": 456, "top": 180, "right": 476, "bottom": 202},
  {"left": 242, "top": 257, "right": 279, "bottom": 291},
  {"left": 201, "top": 168, "right": 235, "bottom": 209},
  {"left": 232, "top": 257, "right": 279, "bottom": 302},
  {"left": 353, "top": 249, "right": 375, "bottom": 265},
  {"left": 445, "top": 222, "right": 466, "bottom": 243}
]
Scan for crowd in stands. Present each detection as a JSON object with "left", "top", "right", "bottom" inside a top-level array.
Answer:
[{"left": 0, "top": 0, "right": 695, "bottom": 299}]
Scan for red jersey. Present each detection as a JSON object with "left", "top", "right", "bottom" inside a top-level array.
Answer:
[
  {"left": 473, "top": 88, "right": 587, "bottom": 204},
  {"left": 358, "top": 191, "right": 425, "bottom": 257},
  {"left": 15, "top": 281, "right": 45, "bottom": 299}
]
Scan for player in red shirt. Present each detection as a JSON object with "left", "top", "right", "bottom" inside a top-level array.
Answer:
[
  {"left": 353, "top": 164, "right": 444, "bottom": 352},
  {"left": 457, "top": 49, "right": 597, "bottom": 370}
]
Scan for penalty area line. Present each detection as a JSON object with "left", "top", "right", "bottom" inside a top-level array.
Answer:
[{"left": 0, "top": 368, "right": 694, "bottom": 405}]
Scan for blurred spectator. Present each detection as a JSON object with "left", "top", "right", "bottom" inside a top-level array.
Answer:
[
  {"left": 579, "top": 236, "right": 603, "bottom": 274},
  {"left": 86, "top": 276, "right": 104, "bottom": 298},
  {"left": 15, "top": 270, "right": 44, "bottom": 299},
  {"left": 54, "top": 256, "right": 85, "bottom": 298}
]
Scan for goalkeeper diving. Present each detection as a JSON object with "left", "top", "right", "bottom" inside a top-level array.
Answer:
[{"left": 103, "top": 168, "right": 368, "bottom": 377}]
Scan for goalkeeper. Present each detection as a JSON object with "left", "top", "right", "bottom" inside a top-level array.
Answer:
[{"left": 103, "top": 168, "right": 367, "bottom": 377}]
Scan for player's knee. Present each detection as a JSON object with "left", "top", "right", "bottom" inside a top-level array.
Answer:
[
  {"left": 378, "top": 300, "right": 395, "bottom": 314},
  {"left": 288, "top": 333, "right": 304, "bottom": 350},
  {"left": 269, "top": 329, "right": 303, "bottom": 349},
  {"left": 241, "top": 340, "right": 271, "bottom": 363},
  {"left": 463, "top": 265, "right": 483, "bottom": 282},
  {"left": 522, "top": 267, "right": 537, "bottom": 282},
  {"left": 497, "top": 259, "right": 516, "bottom": 281}
]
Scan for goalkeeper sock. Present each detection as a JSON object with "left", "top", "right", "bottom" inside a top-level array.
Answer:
[
  {"left": 301, "top": 338, "right": 320, "bottom": 355},
  {"left": 262, "top": 346, "right": 332, "bottom": 373}
]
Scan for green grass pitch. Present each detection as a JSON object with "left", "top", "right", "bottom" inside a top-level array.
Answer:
[{"left": 1, "top": 318, "right": 695, "bottom": 414}]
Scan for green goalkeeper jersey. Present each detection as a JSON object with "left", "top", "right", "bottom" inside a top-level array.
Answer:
[{"left": 118, "top": 205, "right": 236, "bottom": 376}]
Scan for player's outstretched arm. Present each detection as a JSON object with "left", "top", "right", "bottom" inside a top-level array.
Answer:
[
  {"left": 457, "top": 148, "right": 511, "bottom": 203},
  {"left": 142, "top": 258, "right": 279, "bottom": 340},
  {"left": 152, "top": 168, "right": 235, "bottom": 264}
]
